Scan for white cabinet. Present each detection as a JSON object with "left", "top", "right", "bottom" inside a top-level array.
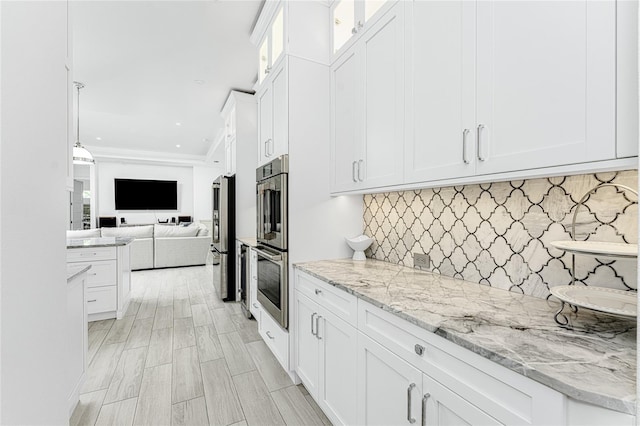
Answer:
[
  {"left": 332, "top": 0, "right": 632, "bottom": 195},
  {"left": 330, "top": 2, "right": 404, "bottom": 192},
  {"left": 258, "top": 5, "right": 285, "bottom": 86},
  {"left": 66, "top": 268, "right": 87, "bottom": 417},
  {"left": 475, "top": 1, "right": 616, "bottom": 174},
  {"left": 67, "top": 244, "right": 131, "bottom": 321},
  {"left": 330, "top": 0, "right": 397, "bottom": 60},
  {"left": 294, "top": 271, "right": 358, "bottom": 426},
  {"left": 257, "top": 60, "right": 288, "bottom": 166},
  {"left": 65, "top": 0, "right": 74, "bottom": 192},
  {"left": 404, "top": 1, "right": 476, "bottom": 183},
  {"left": 357, "top": 333, "right": 423, "bottom": 425}
]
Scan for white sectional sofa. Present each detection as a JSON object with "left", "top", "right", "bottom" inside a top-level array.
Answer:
[{"left": 67, "top": 223, "right": 210, "bottom": 270}]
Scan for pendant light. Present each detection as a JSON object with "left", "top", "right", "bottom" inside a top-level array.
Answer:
[{"left": 72, "top": 81, "right": 95, "bottom": 164}]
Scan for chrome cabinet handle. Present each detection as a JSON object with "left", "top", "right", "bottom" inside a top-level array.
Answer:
[
  {"left": 352, "top": 26, "right": 357, "bottom": 35},
  {"left": 407, "top": 383, "right": 416, "bottom": 424},
  {"left": 252, "top": 303, "right": 259, "bottom": 309},
  {"left": 352, "top": 161, "right": 358, "bottom": 182},
  {"left": 88, "top": 299, "right": 97, "bottom": 303},
  {"left": 421, "top": 393, "right": 431, "bottom": 426},
  {"left": 315, "top": 315, "right": 322, "bottom": 340},
  {"left": 311, "top": 312, "right": 317, "bottom": 336},
  {"left": 358, "top": 159, "right": 364, "bottom": 181},
  {"left": 264, "top": 140, "right": 269, "bottom": 157},
  {"left": 315, "top": 289, "right": 322, "bottom": 295},
  {"left": 268, "top": 139, "right": 274, "bottom": 156},
  {"left": 462, "top": 129, "right": 470, "bottom": 164},
  {"left": 414, "top": 344, "right": 425, "bottom": 356},
  {"left": 477, "top": 124, "right": 486, "bottom": 161},
  {"left": 266, "top": 331, "right": 274, "bottom": 339}
]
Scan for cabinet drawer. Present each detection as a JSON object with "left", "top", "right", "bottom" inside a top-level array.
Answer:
[
  {"left": 259, "top": 309, "right": 289, "bottom": 370},
  {"left": 85, "top": 260, "right": 117, "bottom": 288},
  {"left": 86, "top": 286, "right": 117, "bottom": 315},
  {"left": 358, "top": 299, "right": 563, "bottom": 425},
  {"left": 296, "top": 270, "right": 357, "bottom": 327},
  {"left": 67, "top": 247, "right": 116, "bottom": 263}
]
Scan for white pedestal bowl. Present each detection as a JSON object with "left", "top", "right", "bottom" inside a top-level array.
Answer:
[{"left": 345, "top": 235, "right": 374, "bottom": 261}]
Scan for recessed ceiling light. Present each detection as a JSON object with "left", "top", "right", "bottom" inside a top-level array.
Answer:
[
  {"left": 96, "top": 137, "right": 102, "bottom": 141},
  {"left": 176, "top": 144, "right": 181, "bottom": 148},
  {"left": 175, "top": 122, "right": 182, "bottom": 126},
  {"left": 194, "top": 80, "right": 205, "bottom": 85}
]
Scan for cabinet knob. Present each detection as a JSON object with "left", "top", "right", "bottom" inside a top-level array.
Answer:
[
  {"left": 414, "top": 344, "right": 425, "bottom": 356},
  {"left": 87, "top": 299, "right": 97, "bottom": 303},
  {"left": 315, "top": 289, "right": 322, "bottom": 295},
  {"left": 266, "top": 331, "right": 274, "bottom": 339}
]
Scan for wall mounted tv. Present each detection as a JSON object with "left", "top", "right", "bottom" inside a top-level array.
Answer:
[{"left": 114, "top": 178, "right": 178, "bottom": 210}]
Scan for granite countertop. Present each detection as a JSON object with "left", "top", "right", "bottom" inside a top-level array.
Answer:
[
  {"left": 67, "top": 264, "right": 91, "bottom": 282},
  {"left": 237, "top": 237, "right": 258, "bottom": 247},
  {"left": 294, "top": 259, "right": 637, "bottom": 415},
  {"left": 67, "top": 236, "right": 134, "bottom": 249}
]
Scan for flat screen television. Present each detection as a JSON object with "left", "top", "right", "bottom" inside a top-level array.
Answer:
[{"left": 114, "top": 178, "right": 177, "bottom": 210}]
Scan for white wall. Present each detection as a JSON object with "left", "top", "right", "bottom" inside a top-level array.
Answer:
[
  {"left": 0, "top": 1, "right": 69, "bottom": 423},
  {"left": 96, "top": 161, "right": 195, "bottom": 224},
  {"left": 193, "top": 165, "right": 224, "bottom": 222}
]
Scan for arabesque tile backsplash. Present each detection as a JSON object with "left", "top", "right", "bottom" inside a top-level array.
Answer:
[{"left": 363, "top": 171, "right": 638, "bottom": 299}]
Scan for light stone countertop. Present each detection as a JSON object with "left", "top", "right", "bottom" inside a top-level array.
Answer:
[
  {"left": 67, "top": 264, "right": 91, "bottom": 282},
  {"left": 237, "top": 237, "right": 258, "bottom": 247},
  {"left": 294, "top": 258, "right": 637, "bottom": 415},
  {"left": 67, "top": 236, "right": 134, "bottom": 249}
]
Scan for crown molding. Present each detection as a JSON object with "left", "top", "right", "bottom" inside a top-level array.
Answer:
[{"left": 87, "top": 145, "right": 210, "bottom": 167}]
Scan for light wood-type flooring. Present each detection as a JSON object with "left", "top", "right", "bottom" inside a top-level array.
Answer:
[{"left": 70, "top": 265, "right": 331, "bottom": 426}]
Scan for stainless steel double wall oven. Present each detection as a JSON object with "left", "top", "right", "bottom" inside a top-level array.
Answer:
[{"left": 255, "top": 155, "right": 288, "bottom": 329}]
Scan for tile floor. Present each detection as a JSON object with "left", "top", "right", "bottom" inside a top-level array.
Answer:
[{"left": 70, "top": 265, "right": 331, "bottom": 426}]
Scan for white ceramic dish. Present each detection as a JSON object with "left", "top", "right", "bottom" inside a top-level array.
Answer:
[
  {"left": 345, "top": 235, "right": 374, "bottom": 261},
  {"left": 550, "top": 285, "right": 637, "bottom": 318},
  {"left": 550, "top": 240, "right": 638, "bottom": 258}
]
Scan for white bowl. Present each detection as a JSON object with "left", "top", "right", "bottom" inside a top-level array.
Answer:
[{"left": 345, "top": 235, "right": 373, "bottom": 261}]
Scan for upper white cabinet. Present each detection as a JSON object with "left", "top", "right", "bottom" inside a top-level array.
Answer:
[
  {"left": 331, "top": 0, "right": 635, "bottom": 195},
  {"left": 258, "top": 6, "right": 285, "bottom": 86},
  {"left": 330, "top": 2, "right": 404, "bottom": 192},
  {"left": 475, "top": 1, "right": 616, "bottom": 175},
  {"left": 330, "top": 0, "right": 396, "bottom": 60},
  {"left": 404, "top": 1, "right": 476, "bottom": 183},
  {"left": 257, "top": 60, "right": 288, "bottom": 166}
]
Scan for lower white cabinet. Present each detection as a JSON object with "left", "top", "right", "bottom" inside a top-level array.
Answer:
[
  {"left": 249, "top": 248, "right": 260, "bottom": 317},
  {"left": 67, "top": 270, "right": 88, "bottom": 417},
  {"left": 295, "top": 290, "right": 358, "bottom": 425},
  {"left": 293, "top": 269, "right": 634, "bottom": 426},
  {"left": 258, "top": 304, "right": 289, "bottom": 369},
  {"left": 357, "top": 332, "right": 423, "bottom": 425}
]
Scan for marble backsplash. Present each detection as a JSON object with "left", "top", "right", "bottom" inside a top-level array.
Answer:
[{"left": 363, "top": 171, "right": 638, "bottom": 298}]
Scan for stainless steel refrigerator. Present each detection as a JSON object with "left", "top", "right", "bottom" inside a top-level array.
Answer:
[{"left": 211, "top": 175, "right": 235, "bottom": 301}]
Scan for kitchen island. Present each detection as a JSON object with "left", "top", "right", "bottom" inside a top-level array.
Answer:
[
  {"left": 67, "top": 236, "right": 133, "bottom": 321},
  {"left": 293, "top": 258, "right": 636, "bottom": 425}
]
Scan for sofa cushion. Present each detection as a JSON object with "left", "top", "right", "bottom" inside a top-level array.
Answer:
[
  {"left": 67, "top": 229, "right": 101, "bottom": 239},
  {"left": 102, "top": 225, "right": 154, "bottom": 239},
  {"left": 154, "top": 224, "right": 199, "bottom": 238},
  {"left": 197, "top": 224, "right": 209, "bottom": 237}
]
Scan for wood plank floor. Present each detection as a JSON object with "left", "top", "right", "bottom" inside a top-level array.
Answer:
[{"left": 71, "top": 265, "right": 331, "bottom": 426}]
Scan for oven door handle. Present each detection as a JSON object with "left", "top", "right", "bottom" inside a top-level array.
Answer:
[{"left": 254, "top": 248, "right": 283, "bottom": 262}]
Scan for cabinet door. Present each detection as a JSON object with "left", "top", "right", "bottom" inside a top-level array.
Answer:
[
  {"left": 67, "top": 276, "right": 86, "bottom": 403},
  {"left": 423, "top": 375, "right": 501, "bottom": 426},
  {"left": 616, "top": 0, "right": 639, "bottom": 158},
  {"left": 331, "top": 0, "right": 357, "bottom": 58},
  {"left": 259, "top": 35, "right": 269, "bottom": 86},
  {"left": 359, "top": 3, "right": 404, "bottom": 189},
  {"left": 404, "top": 1, "right": 476, "bottom": 183},
  {"left": 257, "top": 85, "right": 273, "bottom": 166},
  {"left": 357, "top": 332, "right": 423, "bottom": 426},
  {"left": 476, "top": 1, "right": 616, "bottom": 174},
  {"left": 270, "top": 61, "right": 288, "bottom": 159},
  {"left": 330, "top": 46, "right": 362, "bottom": 193},
  {"left": 318, "top": 307, "right": 358, "bottom": 426},
  {"left": 294, "top": 292, "right": 319, "bottom": 397}
]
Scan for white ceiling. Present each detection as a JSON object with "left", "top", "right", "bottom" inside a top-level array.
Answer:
[{"left": 73, "top": 0, "right": 261, "bottom": 161}]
